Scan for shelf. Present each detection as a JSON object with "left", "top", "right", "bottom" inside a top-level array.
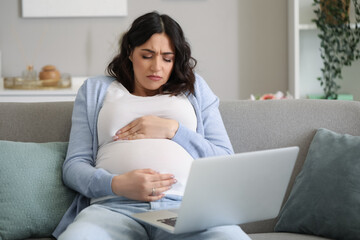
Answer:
[
  {"left": 299, "top": 24, "right": 317, "bottom": 30},
  {"left": 288, "top": 0, "right": 360, "bottom": 101},
  {"left": 299, "top": 23, "right": 360, "bottom": 31},
  {"left": 0, "top": 77, "right": 87, "bottom": 102}
]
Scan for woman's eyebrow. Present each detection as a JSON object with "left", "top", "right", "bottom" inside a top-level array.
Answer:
[
  {"left": 141, "top": 49, "right": 174, "bottom": 55},
  {"left": 162, "top": 52, "right": 175, "bottom": 56}
]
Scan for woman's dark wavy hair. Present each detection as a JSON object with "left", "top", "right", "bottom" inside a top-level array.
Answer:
[{"left": 107, "top": 11, "right": 197, "bottom": 95}]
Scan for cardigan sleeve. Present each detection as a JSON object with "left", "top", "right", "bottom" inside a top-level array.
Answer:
[
  {"left": 62, "top": 80, "right": 116, "bottom": 198},
  {"left": 172, "top": 74, "right": 234, "bottom": 159}
]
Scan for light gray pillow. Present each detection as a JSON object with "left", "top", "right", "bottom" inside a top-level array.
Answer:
[
  {"left": 0, "top": 141, "right": 75, "bottom": 240},
  {"left": 275, "top": 128, "right": 360, "bottom": 239}
]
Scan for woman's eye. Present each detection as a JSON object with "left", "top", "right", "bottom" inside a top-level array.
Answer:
[
  {"left": 163, "top": 56, "right": 174, "bottom": 63},
  {"left": 142, "top": 55, "right": 152, "bottom": 59}
]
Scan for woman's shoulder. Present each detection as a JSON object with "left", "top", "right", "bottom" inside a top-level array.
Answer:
[
  {"left": 193, "top": 73, "right": 216, "bottom": 99},
  {"left": 194, "top": 73, "right": 205, "bottom": 87},
  {"left": 79, "top": 75, "right": 116, "bottom": 94},
  {"left": 75, "top": 76, "right": 116, "bottom": 105},
  {"left": 84, "top": 75, "right": 116, "bottom": 87}
]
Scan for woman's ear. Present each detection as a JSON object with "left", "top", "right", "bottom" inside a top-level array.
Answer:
[{"left": 128, "top": 46, "right": 133, "bottom": 62}]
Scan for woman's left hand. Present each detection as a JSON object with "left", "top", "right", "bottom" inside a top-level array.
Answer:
[{"left": 113, "top": 115, "right": 179, "bottom": 140}]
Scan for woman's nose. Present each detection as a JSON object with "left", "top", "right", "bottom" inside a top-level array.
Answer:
[{"left": 150, "top": 57, "right": 161, "bottom": 72}]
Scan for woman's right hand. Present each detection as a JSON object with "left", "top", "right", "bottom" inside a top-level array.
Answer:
[{"left": 111, "top": 169, "right": 177, "bottom": 202}]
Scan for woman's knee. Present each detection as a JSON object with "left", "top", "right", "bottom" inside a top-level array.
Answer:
[
  {"left": 58, "top": 204, "right": 149, "bottom": 240},
  {"left": 58, "top": 222, "right": 113, "bottom": 240}
]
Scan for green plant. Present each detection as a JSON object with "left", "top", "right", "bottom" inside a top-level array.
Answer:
[{"left": 313, "top": 0, "right": 360, "bottom": 99}]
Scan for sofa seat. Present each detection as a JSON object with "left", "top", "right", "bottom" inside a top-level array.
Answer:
[{"left": 249, "top": 233, "right": 333, "bottom": 240}]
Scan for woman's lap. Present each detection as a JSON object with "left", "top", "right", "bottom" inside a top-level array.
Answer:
[{"left": 58, "top": 197, "right": 251, "bottom": 240}]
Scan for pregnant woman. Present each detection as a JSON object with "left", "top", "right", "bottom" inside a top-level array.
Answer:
[{"left": 54, "top": 11, "right": 250, "bottom": 240}]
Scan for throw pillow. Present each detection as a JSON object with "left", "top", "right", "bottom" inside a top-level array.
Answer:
[
  {"left": 0, "top": 141, "right": 75, "bottom": 240},
  {"left": 274, "top": 128, "right": 360, "bottom": 240}
]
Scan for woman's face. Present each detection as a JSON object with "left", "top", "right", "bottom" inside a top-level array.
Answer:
[{"left": 130, "top": 33, "right": 175, "bottom": 96}]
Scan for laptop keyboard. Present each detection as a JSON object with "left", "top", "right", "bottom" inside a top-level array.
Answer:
[{"left": 157, "top": 217, "right": 177, "bottom": 227}]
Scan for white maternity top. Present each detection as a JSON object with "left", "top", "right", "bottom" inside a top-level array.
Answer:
[{"left": 95, "top": 81, "right": 197, "bottom": 200}]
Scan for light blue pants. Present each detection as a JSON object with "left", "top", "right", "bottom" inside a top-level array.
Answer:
[{"left": 58, "top": 196, "right": 251, "bottom": 240}]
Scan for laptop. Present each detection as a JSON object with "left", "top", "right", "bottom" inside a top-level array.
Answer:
[{"left": 132, "top": 146, "right": 299, "bottom": 234}]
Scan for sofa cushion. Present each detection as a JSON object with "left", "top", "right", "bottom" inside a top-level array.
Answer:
[
  {"left": 274, "top": 128, "right": 360, "bottom": 240},
  {"left": 0, "top": 141, "right": 75, "bottom": 240}
]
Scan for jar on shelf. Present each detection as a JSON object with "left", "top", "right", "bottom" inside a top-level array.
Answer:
[
  {"left": 39, "top": 65, "right": 61, "bottom": 86},
  {"left": 22, "top": 65, "right": 37, "bottom": 81}
]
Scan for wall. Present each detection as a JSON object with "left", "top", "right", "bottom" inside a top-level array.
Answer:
[
  {"left": 0, "top": 0, "right": 288, "bottom": 100},
  {"left": 238, "top": 0, "right": 288, "bottom": 99}
]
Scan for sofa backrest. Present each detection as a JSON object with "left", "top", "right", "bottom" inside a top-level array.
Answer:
[
  {"left": 2, "top": 98, "right": 360, "bottom": 177},
  {"left": 0, "top": 102, "right": 73, "bottom": 142},
  {"left": 2, "top": 99, "right": 359, "bottom": 184},
  {"left": 219, "top": 99, "right": 360, "bottom": 232},
  {"left": 220, "top": 99, "right": 360, "bottom": 175}
]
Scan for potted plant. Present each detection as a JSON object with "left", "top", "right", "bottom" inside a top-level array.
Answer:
[{"left": 312, "top": 0, "right": 360, "bottom": 99}]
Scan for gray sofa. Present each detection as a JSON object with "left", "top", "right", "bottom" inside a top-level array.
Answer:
[{"left": 1, "top": 99, "right": 359, "bottom": 240}]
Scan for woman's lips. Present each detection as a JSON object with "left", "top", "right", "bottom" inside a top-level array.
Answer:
[{"left": 147, "top": 75, "right": 162, "bottom": 81}]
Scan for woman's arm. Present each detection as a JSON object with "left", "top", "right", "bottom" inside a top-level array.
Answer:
[
  {"left": 64, "top": 78, "right": 178, "bottom": 201},
  {"left": 62, "top": 80, "right": 115, "bottom": 198},
  {"left": 172, "top": 74, "right": 234, "bottom": 159}
]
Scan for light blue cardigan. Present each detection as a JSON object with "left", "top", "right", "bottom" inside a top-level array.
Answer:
[{"left": 53, "top": 74, "right": 234, "bottom": 237}]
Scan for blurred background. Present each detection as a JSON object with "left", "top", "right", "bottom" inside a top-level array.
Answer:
[{"left": 0, "top": 0, "right": 288, "bottom": 100}]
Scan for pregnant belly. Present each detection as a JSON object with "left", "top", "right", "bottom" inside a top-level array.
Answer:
[{"left": 96, "top": 139, "right": 194, "bottom": 195}]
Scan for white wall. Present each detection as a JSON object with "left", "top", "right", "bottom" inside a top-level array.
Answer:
[
  {"left": 238, "top": 0, "right": 288, "bottom": 99},
  {"left": 0, "top": 0, "right": 288, "bottom": 100}
]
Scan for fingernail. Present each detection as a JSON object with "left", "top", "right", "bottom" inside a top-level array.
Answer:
[{"left": 112, "top": 135, "right": 119, "bottom": 141}]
